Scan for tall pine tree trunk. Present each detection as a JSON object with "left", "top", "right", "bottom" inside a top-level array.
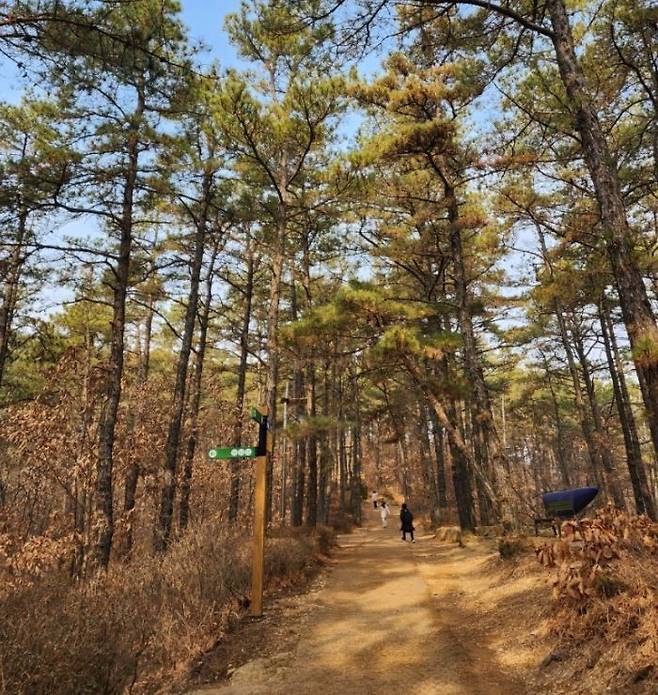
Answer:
[
  {"left": 427, "top": 405, "right": 449, "bottom": 509},
  {"left": 599, "top": 300, "right": 655, "bottom": 518},
  {"left": 317, "top": 362, "right": 331, "bottom": 525},
  {"left": 95, "top": 87, "right": 144, "bottom": 568},
  {"left": 154, "top": 170, "right": 211, "bottom": 552},
  {"left": 349, "top": 375, "right": 363, "bottom": 524},
  {"left": 557, "top": 307, "right": 602, "bottom": 484},
  {"left": 570, "top": 317, "right": 625, "bottom": 508},
  {"left": 229, "top": 237, "right": 255, "bottom": 522},
  {"left": 291, "top": 361, "right": 306, "bottom": 527},
  {"left": 443, "top": 180, "right": 511, "bottom": 526},
  {"left": 0, "top": 207, "right": 28, "bottom": 392},
  {"left": 265, "top": 213, "right": 286, "bottom": 521},
  {"left": 541, "top": 353, "right": 572, "bottom": 487},
  {"left": 471, "top": 413, "right": 495, "bottom": 525},
  {"left": 547, "top": 0, "right": 658, "bottom": 462},
  {"left": 123, "top": 262, "right": 157, "bottom": 555},
  {"left": 301, "top": 236, "right": 318, "bottom": 526},
  {"left": 339, "top": 428, "right": 348, "bottom": 513},
  {"left": 536, "top": 225, "right": 602, "bottom": 486},
  {"left": 418, "top": 401, "right": 440, "bottom": 512},
  {"left": 305, "top": 365, "right": 318, "bottom": 526},
  {"left": 407, "top": 359, "right": 481, "bottom": 531},
  {"left": 179, "top": 239, "right": 221, "bottom": 530}
]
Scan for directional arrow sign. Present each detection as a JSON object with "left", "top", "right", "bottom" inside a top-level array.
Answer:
[
  {"left": 208, "top": 446, "right": 257, "bottom": 460},
  {"left": 250, "top": 407, "right": 265, "bottom": 424}
]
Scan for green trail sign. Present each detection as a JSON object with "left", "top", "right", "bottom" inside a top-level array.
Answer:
[
  {"left": 208, "top": 446, "right": 257, "bottom": 460},
  {"left": 250, "top": 407, "right": 265, "bottom": 424}
]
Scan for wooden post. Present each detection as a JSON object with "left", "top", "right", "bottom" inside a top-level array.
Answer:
[
  {"left": 251, "top": 453, "right": 267, "bottom": 617},
  {"left": 250, "top": 406, "right": 268, "bottom": 617}
]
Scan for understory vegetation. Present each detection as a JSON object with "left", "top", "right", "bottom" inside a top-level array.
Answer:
[
  {"left": 0, "top": 522, "right": 335, "bottom": 693},
  {"left": 534, "top": 510, "right": 658, "bottom": 691}
]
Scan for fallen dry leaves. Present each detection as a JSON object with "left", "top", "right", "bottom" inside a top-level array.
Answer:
[{"left": 535, "top": 506, "right": 658, "bottom": 691}]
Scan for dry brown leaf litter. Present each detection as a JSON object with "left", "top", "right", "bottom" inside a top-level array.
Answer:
[{"left": 535, "top": 506, "right": 658, "bottom": 692}]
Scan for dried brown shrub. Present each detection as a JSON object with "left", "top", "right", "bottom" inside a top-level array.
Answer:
[
  {"left": 269, "top": 524, "right": 336, "bottom": 558},
  {"left": 535, "top": 506, "right": 657, "bottom": 603},
  {"left": 312, "top": 525, "right": 337, "bottom": 556},
  {"left": 535, "top": 506, "right": 658, "bottom": 688},
  {"left": 0, "top": 521, "right": 330, "bottom": 694},
  {"left": 498, "top": 534, "right": 531, "bottom": 559},
  {"left": 331, "top": 512, "right": 354, "bottom": 534}
]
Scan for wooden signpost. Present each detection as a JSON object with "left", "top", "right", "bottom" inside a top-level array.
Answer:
[
  {"left": 208, "top": 405, "right": 269, "bottom": 617},
  {"left": 250, "top": 405, "right": 268, "bottom": 617}
]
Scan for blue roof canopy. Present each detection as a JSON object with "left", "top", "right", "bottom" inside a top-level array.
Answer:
[{"left": 542, "top": 487, "right": 599, "bottom": 518}]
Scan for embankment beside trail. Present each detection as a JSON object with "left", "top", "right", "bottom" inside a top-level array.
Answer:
[
  {"left": 429, "top": 517, "right": 658, "bottom": 695},
  {"left": 531, "top": 508, "right": 658, "bottom": 695},
  {"left": 0, "top": 523, "right": 336, "bottom": 695}
]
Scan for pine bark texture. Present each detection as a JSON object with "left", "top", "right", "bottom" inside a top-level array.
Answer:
[{"left": 547, "top": 0, "right": 658, "bottom": 465}]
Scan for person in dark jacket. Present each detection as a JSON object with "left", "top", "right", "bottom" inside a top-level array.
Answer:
[{"left": 400, "top": 503, "right": 415, "bottom": 543}]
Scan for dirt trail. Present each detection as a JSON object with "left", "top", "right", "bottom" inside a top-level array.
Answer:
[{"left": 191, "top": 509, "right": 535, "bottom": 695}]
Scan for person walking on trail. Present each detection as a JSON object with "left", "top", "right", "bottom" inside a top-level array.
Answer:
[
  {"left": 371, "top": 490, "right": 378, "bottom": 509},
  {"left": 400, "top": 502, "right": 415, "bottom": 542},
  {"left": 379, "top": 500, "right": 390, "bottom": 527}
]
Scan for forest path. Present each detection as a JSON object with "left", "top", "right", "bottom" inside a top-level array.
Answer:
[{"left": 191, "top": 507, "right": 531, "bottom": 695}]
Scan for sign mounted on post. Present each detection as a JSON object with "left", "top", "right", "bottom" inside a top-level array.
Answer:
[
  {"left": 206, "top": 404, "right": 269, "bottom": 618},
  {"left": 250, "top": 406, "right": 265, "bottom": 424},
  {"left": 251, "top": 406, "right": 268, "bottom": 618},
  {"left": 208, "top": 446, "right": 257, "bottom": 460}
]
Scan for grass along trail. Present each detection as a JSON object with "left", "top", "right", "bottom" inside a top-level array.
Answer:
[{"left": 190, "top": 506, "right": 544, "bottom": 695}]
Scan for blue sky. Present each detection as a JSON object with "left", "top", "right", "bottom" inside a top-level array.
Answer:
[
  {"left": 181, "top": 0, "right": 243, "bottom": 68},
  {"left": 0, "top": 1, "right": 244, "bottom": 102},
  {"left": 0, "top": 2, "right": 253, "bottom": 316},
  {"left": 0, "top": 0, "right": 535, "bottom": 342},
  {"left": 0, "top": 0, "right": 386, "bottom": 102}
]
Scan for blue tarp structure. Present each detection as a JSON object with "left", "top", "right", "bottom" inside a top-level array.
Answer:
[{"left": 542, "top": 487, "right": 599, "bottom": 519}]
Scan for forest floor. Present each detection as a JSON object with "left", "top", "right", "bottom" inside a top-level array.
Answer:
[{"left": 187, "top": 506, "right": 560, "bottom": 695}]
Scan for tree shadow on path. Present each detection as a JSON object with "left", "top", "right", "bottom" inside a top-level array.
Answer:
[{"left": 193, "top": 516, "right": 531, "bottom": 695}]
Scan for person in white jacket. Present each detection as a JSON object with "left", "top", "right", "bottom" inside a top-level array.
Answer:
[
  {"left": 379, "top": 500, "right": 390, "bottom": 527},
  {"left": 371, "top": 490, "right": 378, "bottom": 509}
]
